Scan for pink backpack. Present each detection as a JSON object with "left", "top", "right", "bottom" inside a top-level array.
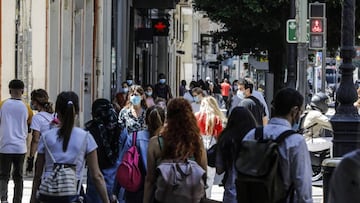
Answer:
[{"left": 116, "top": 131, "right": 142, "bottom": 192}]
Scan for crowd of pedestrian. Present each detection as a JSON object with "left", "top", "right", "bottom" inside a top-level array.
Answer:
[{"left": 0, "top": 75, "right": 358, "bottom": 203}]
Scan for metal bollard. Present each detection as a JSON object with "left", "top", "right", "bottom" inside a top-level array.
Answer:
[{"left": 321, "top": 158, "right": 342, "bottom": 203}]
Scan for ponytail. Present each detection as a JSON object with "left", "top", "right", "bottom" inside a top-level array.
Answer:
[{"left": 55, "top": 92, "right": 79, "bottom": 152}]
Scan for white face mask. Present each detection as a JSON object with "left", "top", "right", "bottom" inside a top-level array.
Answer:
[
  {"left": 236, "top": 90, "right": 245, "bottom": 100},
  {"left": 123, "top": 88, "right": 129, "bottom": 93},
  {"left": 146, "top": 91, "right": 153, "bottom": 96}
]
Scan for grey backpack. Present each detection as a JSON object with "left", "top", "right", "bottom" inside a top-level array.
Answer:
[
  {"left": 155, "top": 159, "right": 206, "bottom": 203},
  {"left": 155, "top": 136, "right": 206, "bottom": 203}
]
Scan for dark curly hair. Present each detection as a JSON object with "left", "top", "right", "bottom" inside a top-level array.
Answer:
[{"left": 161, "top": 98, "right": 202, "bottom": 161}]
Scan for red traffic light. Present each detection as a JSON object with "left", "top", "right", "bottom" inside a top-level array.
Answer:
[
  {"left": 310, "top": 19, "right": 323, "bottom": 33},
  {"left": 154, "top": 22, "right": 166, "bottom": 32},
  {"left": 152, "top": 19, "right": 169, "bottom": 36}
]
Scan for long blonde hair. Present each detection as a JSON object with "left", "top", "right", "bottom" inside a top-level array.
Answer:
[{"left": 198, "top": 96, "right": 227, "bottom": 135}]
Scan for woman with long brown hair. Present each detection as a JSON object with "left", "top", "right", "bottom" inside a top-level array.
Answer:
[
  {"left": 145, "top": 105, "right": 165, "bottom": 138},
  {"left": 143, "top": 98, "right": 207, "bottom": 203}
]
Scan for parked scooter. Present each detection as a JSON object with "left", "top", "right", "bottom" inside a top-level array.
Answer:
[{"left": 298, "top": 92, "right": 333, "bottom": 182}]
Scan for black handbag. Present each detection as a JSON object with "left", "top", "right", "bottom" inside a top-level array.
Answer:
[{"left": 206, "top": 143, "right": 217, "bottom": 167}]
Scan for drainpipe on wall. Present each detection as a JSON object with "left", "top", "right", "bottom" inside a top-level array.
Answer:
[{"left": 15, "top": 0, "right": 20, "bottom": 78}]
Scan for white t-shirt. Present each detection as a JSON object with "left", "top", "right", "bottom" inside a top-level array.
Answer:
[
  {"left": 38, "top": 127, "right": 98, "bottom": 179},
  {"left": 30, "top": 111, "right": 54, "bottom": 133},
  {"left": 0, "top": 98, "right": 32, "bottom": 154},
  {"left": 183, "top": 91, "right": 195, "bottom": 103}
]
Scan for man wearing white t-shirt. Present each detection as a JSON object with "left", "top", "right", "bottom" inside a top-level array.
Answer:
[{"left": 0, "top": 79, "right": 33, "bottom": 203}]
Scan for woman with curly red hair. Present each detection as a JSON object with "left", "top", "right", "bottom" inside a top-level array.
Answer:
[{"left": 143, "top": 98, "right": 207, "bottom": 203}]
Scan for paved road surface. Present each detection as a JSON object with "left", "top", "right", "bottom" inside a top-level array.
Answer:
[{"left": 8, "top": 177, "right": 323, "bottom": 203}]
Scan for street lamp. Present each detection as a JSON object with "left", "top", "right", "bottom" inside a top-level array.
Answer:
[{"left": 330, "top": 0, "right": 360, "bottom": 157}]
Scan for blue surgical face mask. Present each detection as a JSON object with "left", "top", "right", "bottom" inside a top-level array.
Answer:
[
  {"left": 145, "top": 91, "right": 153, "bottom": 96},
  {"left": 123, "top": 88, "right": 129, "bottom": 93},
  {"left": 30, "top": 102, "right": 36, "bottom": 110},
  {"left": 130, "top": 95, "right": 141, "bottom": 105},
  {"left": 159, "top": 79, "right": 166, "bottom": 84},
  {"left": 292, "top": 122, "right": 300, "bottom": 132},
  {"left": 292, "top": 111, "right": 301, "bottom": 132},
  {"left": 236, "top": 90, "right": 244, "bottom": 100},
  {"left": 194, "top": 96, "right": 199, "bottom": 103},
  {"left": 127, "top": 80, "right": 133, "bottom": 86}
]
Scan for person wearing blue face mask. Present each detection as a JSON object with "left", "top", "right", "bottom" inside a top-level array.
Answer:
[
  {"left": 118, "top": 85, "right": 147, "bottom": 133},
  {"left": 112, "top": 82, "right": 129, "bottom": 113},
  {"left": 126, "top": 75, "right": 135, "bottom": 87},
  {"left": 115, "top": 85, "right": 149, "bottom": 203},
  {"left": 190, "top": 87, "right": 206, "bottom": 113},
  {"left": 227, "top": 89, "right": 244, "bottom": 116},
  {"left": 154, "top": 73, "right": 173, "bottom": 102},
  {"left": 144, "top": 84, "right": 155, "bottom": 108}
]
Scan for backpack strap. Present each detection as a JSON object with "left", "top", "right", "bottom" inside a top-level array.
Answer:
[
  {"left": 42, "top": 134, "right": 57, "bottom": 163},
  {"left": 255, "top": 127, "right": 296, "bottom": 144},
  {"left": 274, "top": 130, "right": 296, "bottom": 144},
  {"left": 254, "top": 127, "right": 264, "bottom": 141},
  {"left": 248, "top": 96, "right": 266, "bottom": 116}
]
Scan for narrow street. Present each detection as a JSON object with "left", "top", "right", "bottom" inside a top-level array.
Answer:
[{"left": 10, "top": 177, "right": 324, "bottom": 203}]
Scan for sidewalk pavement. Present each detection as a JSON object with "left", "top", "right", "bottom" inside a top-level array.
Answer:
[{"left": 10, "top": 177, "right": 323, "bottom": 203}]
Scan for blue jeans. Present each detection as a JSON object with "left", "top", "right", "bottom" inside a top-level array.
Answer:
[
  {"left": 0, "top": 153, "right": 25, "bottom": 203},
  {"left": 86, "top": 165, "right": 118, "bottom": 203}
]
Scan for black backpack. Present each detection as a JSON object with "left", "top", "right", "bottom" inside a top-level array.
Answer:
[{"left": 235, "top": 127, "right": 295, "bottom": 203}]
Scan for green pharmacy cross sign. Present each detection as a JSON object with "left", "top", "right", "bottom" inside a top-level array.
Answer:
[{"left": 286, "top": 19, "right": 310, "bottom": 43}]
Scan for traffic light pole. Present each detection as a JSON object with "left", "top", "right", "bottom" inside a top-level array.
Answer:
[
  {"left": 321, "top": 18, "right": 327, "bottom": 93},
  {"left": 296, "top": 0, "right": 308, "bottom": 104},
  {"left": 321, "top": 47, "right": 326, "bottom": 93},
  {"left": 287, "top": 0, "right": 297, "bottom": 89}
]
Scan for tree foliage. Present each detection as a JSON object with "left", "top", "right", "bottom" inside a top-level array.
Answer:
[
  {"left": 194, "top": 0, "right": 360, "bottom": 55},
  {"left": 194, "top": 0, "right": 290, "bottom": 54},
  {"left": 193, "top": 0, "right": 360, "bottom": 89}
]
